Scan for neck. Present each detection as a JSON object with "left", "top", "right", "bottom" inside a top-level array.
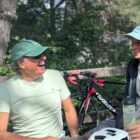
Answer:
[{"left": 19, "top": 72, "right": 41, "bottom": 82}]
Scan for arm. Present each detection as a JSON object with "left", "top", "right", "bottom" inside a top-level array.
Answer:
[
  {"left": 0, "top": 132, "right": 58, "bottom": 140},
  {"left": 124, "top": 123, "right": 140, "bottom": 140},
  {"left": 62, "top": 97, "right": 79, "bottom": 137},
  {"left": 0, "top": 113, "right": 58, "bottom": 140}
]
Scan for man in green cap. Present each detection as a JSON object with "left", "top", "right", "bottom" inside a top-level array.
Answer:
[{"left": 0, "top": 40, "right": 79, "bottom": 140}]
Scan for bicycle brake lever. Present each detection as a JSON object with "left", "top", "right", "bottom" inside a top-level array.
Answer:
[
  {"left": 67, "top": 77, "right": 78, "bottom": 85},
  {"left": 98, "top": 80, "right": 106, "bottom": 83},
  {"left": 93, "top": 78, "right": 104, "bottom": 87}
]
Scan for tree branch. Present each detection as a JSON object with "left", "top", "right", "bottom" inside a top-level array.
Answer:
[{"left": 55, "top": 0, "right": 65, "bottom": 9}]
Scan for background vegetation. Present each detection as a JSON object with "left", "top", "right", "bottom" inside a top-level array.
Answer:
[
  {"left": 3, "top": 0, "right": 139, "bottom": 73},
  {"left": 1, "top": 0, "right": 140, "bottom": 134}
]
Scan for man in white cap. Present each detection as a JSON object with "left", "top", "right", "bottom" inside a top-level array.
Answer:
[
  {"left": 124, "top": 25, "right": 140, "bottom": 139},
  {"left": 0, "top": 40, "right": 79, "bottom": 140},
  {"left": 84, "top": 25, "right": 140, "bottom": 140}
]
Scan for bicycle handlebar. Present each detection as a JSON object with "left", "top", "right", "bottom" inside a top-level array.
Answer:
[
  {"left": 63, "top": 71, "right": 122, "bottom": 117},
  {"left": 63, "top": 71, "right": 126, "bottom": 86},
  {"left": 63, "top": 71, "right": 96, "bottom": 77},
  {"left": 63, "top": 71, "right": 104, "bottom": 86}
]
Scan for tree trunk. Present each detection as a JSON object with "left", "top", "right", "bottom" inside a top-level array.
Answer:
[
  {"left": 50, "top": 0, "right": 56, "bottom": 40},
  {"left": 0, "top": 0, "right": 18, "bottom": 65},
  {"left": 0, "top": 0, "right": 18, "bottom": 82}
]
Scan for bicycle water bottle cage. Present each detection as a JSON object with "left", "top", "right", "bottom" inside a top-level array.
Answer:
[{"left": 88, "top": 127, "right": 131, "bottom": 140}]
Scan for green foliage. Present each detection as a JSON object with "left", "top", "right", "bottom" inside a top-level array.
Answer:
[
  {"left": 0, "top": 49, "right": 15, "bottom": 76},
  {"left": 0, "top": 66, "right": 14, "bottom": 76},
  {"left": 2, "top": 1, "right": 136, "bottom": 77},
  {"left": 9, "top": 0, "right": 136, "bottom": 72}
]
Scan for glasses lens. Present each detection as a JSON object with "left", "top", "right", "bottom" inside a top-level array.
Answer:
[
  {"left": 132, "top": 39, "right": 140, "bottom": 43},
  {"left": 33, "top": 54, "right": 42, "bottom": 59},
  {"left": 25, "top": 53, "right": 45, "bottom": 59}
]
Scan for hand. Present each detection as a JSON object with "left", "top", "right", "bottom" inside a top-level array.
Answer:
[{"left": 124, "top": 122, "right": 140, "bottom": 140}]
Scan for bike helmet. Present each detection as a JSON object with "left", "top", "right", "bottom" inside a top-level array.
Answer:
[{"left": 88, "top": 127, "right": 131, "bottom": 140}]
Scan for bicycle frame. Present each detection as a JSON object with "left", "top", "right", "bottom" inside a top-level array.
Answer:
[{"left": 63, "top": 71, "right": 125, "bottom": 127}]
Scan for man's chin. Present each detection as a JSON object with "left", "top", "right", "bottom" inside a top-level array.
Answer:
[
  {"left": 134, "top": 56, "right": 140, "bottom": 59},
  {"left": 37, "top": 68, "right": 46, "bottom": 75}
]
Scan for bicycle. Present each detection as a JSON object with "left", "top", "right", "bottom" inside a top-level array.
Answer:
[{"left": 63, "top": 71, "right": 126, "bottom": 134}]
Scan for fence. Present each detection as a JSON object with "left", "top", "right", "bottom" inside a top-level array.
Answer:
[
  {"left": 0, "top": 66, "right": 126, "bottom": 82},
  {"left": 64, "top": 66, "right": 126, "bottom": 78}
]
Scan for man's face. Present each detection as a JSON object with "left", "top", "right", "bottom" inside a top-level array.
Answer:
[
  {"left": 19, "top": 53, "right": 47, "bottom": 80},
  {"left": 131, "top": 38, "right": 140, "bottom": 59}
]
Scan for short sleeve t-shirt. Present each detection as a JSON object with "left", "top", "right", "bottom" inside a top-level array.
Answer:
[{"left": 0, "top": 69, "right": 70, "bottom": 138}]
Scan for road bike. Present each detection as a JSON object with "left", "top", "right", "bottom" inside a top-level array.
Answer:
[{"left": 63, "top": 71, "right": 126, "bottom": 134}]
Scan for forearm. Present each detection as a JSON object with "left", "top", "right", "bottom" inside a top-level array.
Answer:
[
  {"left": 65, "top": 108, "right": 79, "bottom": 137},
  {"left": 0, "top": 131, "right": 37, "bottom": 140},
  {"left": 0, "top": 131, "right": 58, "bottom": 140}
]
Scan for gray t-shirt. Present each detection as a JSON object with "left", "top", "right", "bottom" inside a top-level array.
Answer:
[{"left": 0, "top": 69, "right": 70, "bottom": 138}]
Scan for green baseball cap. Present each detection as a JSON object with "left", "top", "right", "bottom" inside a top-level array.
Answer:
[{"left": 12, "top": 40, "right": 48, "bottom": 61}]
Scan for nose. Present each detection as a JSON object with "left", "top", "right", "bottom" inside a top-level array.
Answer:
[{"left": 40, "top": 55, "right": 47, "bottom": 60}]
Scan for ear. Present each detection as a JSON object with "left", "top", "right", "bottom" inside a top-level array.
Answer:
[{"left": 17, "top": 59, "right": 25, "bottom": 69}]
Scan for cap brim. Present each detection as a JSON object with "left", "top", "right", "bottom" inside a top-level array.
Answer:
[
  {"left": 25, "top": 47, "right": 48, "bottom": 57},
  {"left": 126, "top": 32, "right": 140, "bottom": 40}
]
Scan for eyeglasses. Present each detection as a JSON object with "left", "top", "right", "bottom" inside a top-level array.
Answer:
[
  {"left": 25, "top": 53, "right": 46, "bottom": 60},
  {"left": 132, "top": 39, "right": 140, "bottom": 43}
]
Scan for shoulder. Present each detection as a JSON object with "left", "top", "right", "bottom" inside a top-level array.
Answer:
[
  {"left": 43, "top": 69, "right": 67, "bottom": 84},
  {"left": 127, "top": 59, "right": 139, "bottom": 68},
  {"left": 127, "top": 59, "right": 139, "bottom": 71},
  {"left": 0, "top": 75, "right": 20, "bottom": 91},
  {"left": 127, "top": 59, "right": 139, "bottom": 78},
  {"left": 44, "top": 69, "right": 63, "bottom": 76}
]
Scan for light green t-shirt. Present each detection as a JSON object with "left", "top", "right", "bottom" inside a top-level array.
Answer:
[{"left": 0, "top": 69, "right": 70, "bottom": 138}]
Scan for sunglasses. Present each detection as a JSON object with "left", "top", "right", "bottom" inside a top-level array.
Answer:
[
  {"left": 132, "top": 39, "right": 140, "bottom": 43},
  {"left": 25, "top": 53, "right": 46, "bottom": 60}
]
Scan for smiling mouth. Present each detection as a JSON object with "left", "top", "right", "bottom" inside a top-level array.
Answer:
[{"left": 38, "top": 64, "right": 45, "bottom": 67}]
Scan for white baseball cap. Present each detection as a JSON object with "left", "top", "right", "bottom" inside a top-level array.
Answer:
[{"left": 126, "top": 25, "right": 140, "bottom": 40}]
